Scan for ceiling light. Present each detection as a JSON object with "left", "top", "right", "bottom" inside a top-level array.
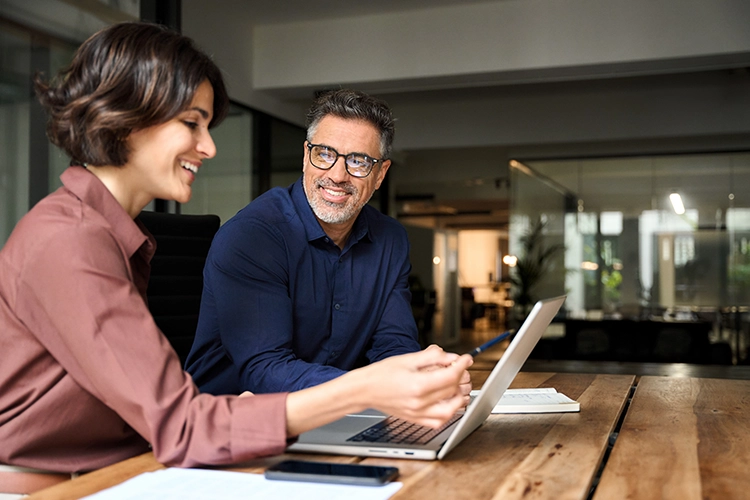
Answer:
[
  {"left": 581, "top": 261, "right": 599, "bottom": 271},
  {"left": 669, "top": 192, "right": 685, "bottom": 215}
]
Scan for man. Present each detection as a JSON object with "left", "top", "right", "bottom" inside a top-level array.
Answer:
[{"left": 187, "top": 89, "right": 446, "bottom": 395}]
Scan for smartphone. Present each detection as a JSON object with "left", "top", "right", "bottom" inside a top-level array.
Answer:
[{"left": 264, "top": 459, "right": 399, "bottom": 486}]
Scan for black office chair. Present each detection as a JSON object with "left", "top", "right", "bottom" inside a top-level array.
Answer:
[{"left": 138, "top": 211, "right": 220, "bottom": 364}]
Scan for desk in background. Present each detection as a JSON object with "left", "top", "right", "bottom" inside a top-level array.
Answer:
[
  {"left": 532, "top": 318, "right": 730, "bottom": 364},
  {"left": 27, "top": 372, "right": 633, "bottom": 500}
]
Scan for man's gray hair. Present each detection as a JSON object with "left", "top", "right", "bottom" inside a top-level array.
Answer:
[{"left": 306, "top": 89, "right": 395, "bottom": 159}]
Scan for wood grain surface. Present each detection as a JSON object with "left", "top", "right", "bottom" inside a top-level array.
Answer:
[{"left": 594, "top": 376, "right": 750, "bottom": 500}]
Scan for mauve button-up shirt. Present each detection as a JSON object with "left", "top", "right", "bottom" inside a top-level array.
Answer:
[{"left": 0, "top": 166, "right": 288, "bottom": 473}]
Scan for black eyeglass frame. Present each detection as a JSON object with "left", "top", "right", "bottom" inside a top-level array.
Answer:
[{"left": 306, "top": 142, "right": 386, "bottom": 179}]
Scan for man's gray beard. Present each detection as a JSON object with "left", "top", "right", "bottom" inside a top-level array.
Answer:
[{"left": 304, "top": 177, "right": 374, "bottom": 224}]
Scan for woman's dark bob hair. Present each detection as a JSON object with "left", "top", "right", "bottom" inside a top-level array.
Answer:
[{"left": 35, "top": 22, "right": 229, "bottom": 167}]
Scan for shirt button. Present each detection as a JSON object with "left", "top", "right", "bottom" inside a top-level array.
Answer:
[
  {"left": 334, "top": 304, "right": 341, "bottom": 310},
  {"left": 325, "top": 237, "right": 330, "bottom": 243}
]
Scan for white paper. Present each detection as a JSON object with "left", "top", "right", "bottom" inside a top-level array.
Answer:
[
  {"left": 82, "top": 467, "right": 402, "bottom": 500},
  {"left": 471, "top": 387, "right": 580, "bottom": 413}
]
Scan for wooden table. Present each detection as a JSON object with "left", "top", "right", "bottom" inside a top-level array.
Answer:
[
  {"left": 594, "top": 376, "right": 750, "bottom": 499},
  {"left": 27, "top": 372, "right": 633, "bottom": 500}
]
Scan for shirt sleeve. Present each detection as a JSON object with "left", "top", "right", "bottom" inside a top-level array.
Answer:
[
  {"left": 365, "top": 233, "right": 422, "bottom": 363},
  {"left": 16, "top": 223, "right": 289, "bottom": 467},
  {"left": 204, "top": 219, "right": 346, "bottom": 393}
]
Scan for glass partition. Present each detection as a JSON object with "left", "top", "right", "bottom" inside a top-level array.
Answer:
[
  {"left": 513, "top": 152, "right": 750, "bottom": 363},
  {"left": 507, "top": 161, "right": 567, "bottom": 322},
  {"left": 520, "top": 152, "right": 750, "bottom": 317},
  {"left": 1, "top": 0, "right": 137, "bottom": 244},
  {"left": 0, "top": 22, "right": 31, "bottom": 243},
  {"left": 182, "top": 103, "right": 253, "bottom": 224}
]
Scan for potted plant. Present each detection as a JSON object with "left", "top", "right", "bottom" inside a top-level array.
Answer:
[{"left": 509, "top": 217, "right": 564, "bottom": 327}]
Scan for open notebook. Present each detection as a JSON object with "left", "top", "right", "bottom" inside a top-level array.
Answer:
[{"left": 287, "top": 295, "right": 566, "bottom": 460}]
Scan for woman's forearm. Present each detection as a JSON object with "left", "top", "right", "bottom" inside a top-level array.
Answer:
[
  {"left": 285, "top": 368, "right": 369, "bottom": 436},
  {"left": 284, "top": 347, "right": 472, "bottom": 437}
]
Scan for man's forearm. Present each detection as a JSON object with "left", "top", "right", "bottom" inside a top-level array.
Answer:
[{"left": 241, "top": 358, "right": 347, "bottom": 393}]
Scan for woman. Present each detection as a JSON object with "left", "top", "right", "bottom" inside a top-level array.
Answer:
[{"left": 0, "top": 22, "right": 472, "bottom": 477}]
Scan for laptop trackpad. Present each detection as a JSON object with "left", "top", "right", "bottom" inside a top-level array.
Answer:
[
  {"left": 347, "top": 408, "right": 387, "bottom": 417},
  {"left": 297, "top": 414, "right": 384, "bottom": 444}
]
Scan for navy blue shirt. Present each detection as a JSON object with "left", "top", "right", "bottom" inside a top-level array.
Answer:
[{"left": 186, "top": 177, "right": 420, "bottom": 395}]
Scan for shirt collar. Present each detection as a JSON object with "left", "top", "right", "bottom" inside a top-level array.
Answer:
[
  {"left": 60, "top": 166, "right": 153, "bottom": 259},
  {"left": 290, "top": 177, "right": 372, "bottom": 247}
]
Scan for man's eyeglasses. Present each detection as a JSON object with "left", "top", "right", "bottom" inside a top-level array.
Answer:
[{"left": 306, "top": 143, "right": 385, "bottom": 178}]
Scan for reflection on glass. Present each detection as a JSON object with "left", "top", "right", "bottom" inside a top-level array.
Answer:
[
  {"left": 600, "top": 211, "right": 622, "bottom": 235},
  {"left": 2, "top": 1, "right": 133, "bottom": 244},
  {"left": 0, "top": 24, "right": 31, "bottom": 244},
  {"left": 508, "top": 172, "right": 566, "bottom": 324},
  {"left": 1, "top": 0, "right": 136, "bottom": 43},
  {"left": 514, "top": 152, "right": 750, "bottom": 322}
]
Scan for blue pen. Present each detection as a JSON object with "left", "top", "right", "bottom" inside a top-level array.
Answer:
[{"left": 466, "top": 330, "right": 513, "bottom": 357}]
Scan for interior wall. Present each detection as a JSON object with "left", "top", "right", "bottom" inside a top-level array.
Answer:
[
  {"left": 181, "top": 0, "right": 307, "bottom": 125},
  {"left": 458, "top": 230, "right": 504, "bottom": 303},
  {"left": 394, "top": 147, "right": 509, "bottom": 188},
  {"left": 388, "top": 73, "right": 750, "bottom": 153},
  {"left": 252, "top": 0, "right": 750, "bottom": 93}
]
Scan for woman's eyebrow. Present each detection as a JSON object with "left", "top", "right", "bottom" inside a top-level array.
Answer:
[{"left": 189, "top": 106, "right": 210, "bottom": 119}]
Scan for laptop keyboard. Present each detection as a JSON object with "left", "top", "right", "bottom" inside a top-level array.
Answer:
[{"left": 346, "top": 414, "right": 463, "bottom": 445}]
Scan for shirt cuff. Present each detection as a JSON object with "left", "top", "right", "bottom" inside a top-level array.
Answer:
[{"left": 230, "top": 393, "right": 289, "bottom": 463}]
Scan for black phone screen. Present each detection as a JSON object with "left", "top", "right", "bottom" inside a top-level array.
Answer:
[{"left": 264, "top": 460, "right": 399, "bottom": 486}]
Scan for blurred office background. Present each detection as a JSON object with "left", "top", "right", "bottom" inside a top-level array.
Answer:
[{"left": 2, "top": 0, "right": 749, "bottom": 367}]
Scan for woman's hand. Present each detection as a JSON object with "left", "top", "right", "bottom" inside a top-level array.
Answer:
[
  {"left": 458, "top": 368, "right": 473, "bottom": 406},
  {"left": 285, "top": 346, "right": 472, "bottom": 436},
  {"left": 349, "top": 345, "right": 473, "bottom": 429},
  {"left": 416, "top": 345, "right": 473, "bottom": 407}
]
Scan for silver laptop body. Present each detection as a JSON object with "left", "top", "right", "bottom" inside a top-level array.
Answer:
[{"left": 287, "top": 295, "right": 566, "bottom": 460}]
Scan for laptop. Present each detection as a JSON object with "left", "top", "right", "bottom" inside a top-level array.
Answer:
[{"left": 287, "top": 295, "right": 566, "bottom": 460}]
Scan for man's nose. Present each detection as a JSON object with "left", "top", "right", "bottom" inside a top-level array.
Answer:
[{"left": 327, "top": 155, "right": 351, "bottom": 182}]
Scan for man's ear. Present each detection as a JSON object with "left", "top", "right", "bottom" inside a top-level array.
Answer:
[{"left": 374, "top": 159, "right": 391, "bottom": 190}]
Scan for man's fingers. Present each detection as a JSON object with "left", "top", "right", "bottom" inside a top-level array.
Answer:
[{"left": 409, "top": 346, "right": 465, "bottom": 370}]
